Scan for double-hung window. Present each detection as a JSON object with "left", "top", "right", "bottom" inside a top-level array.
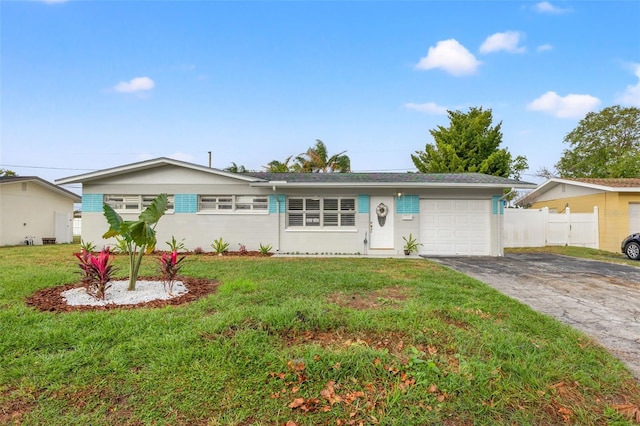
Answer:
[
  {"left": 287, "top": 197, "right": 355, "bottom": 228},
  {"left": 104, "top": 195, "right": 175, "bottom": 213},
  {"left": 198, "top": 195, "right": 268, "bottom": 213}
]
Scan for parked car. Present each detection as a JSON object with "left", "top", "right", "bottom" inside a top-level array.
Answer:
[{"left": 621, "top": 233, "right": 640, "bottom": 260}]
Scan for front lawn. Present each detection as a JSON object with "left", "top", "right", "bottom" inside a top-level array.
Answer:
[
  {"left": 506, "top": 245, "right": 639, "bottom": 266},
  {"left": 1, "top": 244, "right": 639, "bottom": 425}
]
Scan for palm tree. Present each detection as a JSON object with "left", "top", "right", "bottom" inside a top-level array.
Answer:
[
  {"left": 296, "top": 140, "right": 351, "bottom": 173},
  {"left": 265, "top": 156, "right": 298, "bottom": 172},
  {"left": 223, "top": 162, "right": 247, "bottom": 173},
  {"left": 264, "top": 140, "right": 351, "bottom": 173}
]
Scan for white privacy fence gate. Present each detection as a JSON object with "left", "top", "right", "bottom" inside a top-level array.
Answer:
[
  {"left": 503, "top": 207, "right": 599, "bottom": 249},
  {"left": 73, "top": 218, "right": 82, "bottom": 236}
]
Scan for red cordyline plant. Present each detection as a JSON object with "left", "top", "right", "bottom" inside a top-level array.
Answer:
[
  {"left": 75, "top": 247, "right": 116, "bottom": 300},
  {"left": 159, "top": 250, "right": 185, "bottom": 295}
]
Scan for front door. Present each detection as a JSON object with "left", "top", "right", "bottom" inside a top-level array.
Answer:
[{"left": 370, "top": 196, "right": 394, "bottom": 249}]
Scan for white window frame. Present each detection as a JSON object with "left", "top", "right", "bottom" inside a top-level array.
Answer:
[
  {"left": 104, "top": 195, "right": 175, "bottom": 214},
  {"left": 287, "top": 197, "right": 356, "bottom": 228},
  {"left": 198, "top": 195, "right": 269, "bottom": 214}
]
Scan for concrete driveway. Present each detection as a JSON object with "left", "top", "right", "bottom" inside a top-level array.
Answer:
[{"left": 429, "top": 253, "right": 640, "bottom": 380}]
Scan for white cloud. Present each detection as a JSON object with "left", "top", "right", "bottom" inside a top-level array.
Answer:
[
  {"left": 480, "top": 31, "right": 526, "bottom": 54},
  {"left": 416, "top": 39, "right": 481, "bottom": 76},
  {"left": 536, "top": 44, "right": 554, "bottom": 52},
  {"left": 404, "top": 102, "right": 448, "bottom": 115},
  {"left": 616, "top": 63, "right": 640, "bottom": 107},
  {"left": 527, "top": 91, "right": 601, "bottom": 118},
  {"left": 534, "top": 1, "right": 571, "bottom": 14},
  {"left": 113, "top": 76, "right": 155, "bottom": 93}
]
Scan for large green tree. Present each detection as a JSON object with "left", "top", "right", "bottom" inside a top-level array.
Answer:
[
  {"left": 555, "top": 105, "right": 640, "bottom": 178},
  {"left": 411, "top": 107, "right": 527, "bottom": 179},
  {"left": 0, "top": 169, "right": 17, "bottom": 177},
  {"left": 265, "top": 140, "right": 351, "bottom": 173}
]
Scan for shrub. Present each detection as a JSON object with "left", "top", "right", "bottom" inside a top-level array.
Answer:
[
  {"left": 402, "top": 233, "right": 423, "bottom": 254},
  {"left": 159, "top": 250, "right": 185, "bottom": 295},
  {"left": 211, "top": 237, "right": 230, "bottom": 255},
  {"left": 80, "top": 240, "right": 96, "bottom": 253},
  {"left": 166, "top": 236, "right": 186, "bottom": 252},
  {"left": 74, "top": 247, "right": 116, "bottom": 300},
  {"left": 238, "top": 243, "right": 248, "bottom": 255},
  {"left": 113, "top": 236, "right": 129, "bottom": 254},
  {"left": 259, "top": 243, "right": 273, "bottom": 255}
]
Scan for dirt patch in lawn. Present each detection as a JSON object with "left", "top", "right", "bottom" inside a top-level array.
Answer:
[
  {"left": 25, "top": 276, "right": 220, "bottom": 313},
  {"left": 327, "top": 286, "right": 410, "bottom": 310},
  {"left": 0, "top": 386, "right": 41, "bottom": 425},
  {"left": 281, "top": 329, "right": 412, "bottom": 358}
]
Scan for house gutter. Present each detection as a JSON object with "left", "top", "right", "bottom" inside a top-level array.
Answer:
[{"left": 250, "top": 182, "right": 537, "bottom": 190}]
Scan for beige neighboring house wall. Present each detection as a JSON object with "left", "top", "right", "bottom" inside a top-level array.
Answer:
[
  {"left": 520, "top": 178, "right": 640, "bottom": 254},
  {"left": 0, "top": 177, "right": 81, "bottom": 246}
]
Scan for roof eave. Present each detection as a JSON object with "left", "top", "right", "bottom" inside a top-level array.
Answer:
[
  {"left": 56, "top": 157, "right": 266, "bottom": 184},
  {"left": 2, "top": 177, "right": 81, "bottom": 202},
  {"left": 251, "top": 181, "right": 537, "bottom": 189},
  {"left": 518, "top": 178, "right": 640, "bottom": 206}
]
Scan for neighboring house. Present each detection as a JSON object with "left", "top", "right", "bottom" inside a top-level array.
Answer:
[
  {"left": 55, "top": 157, "right": 535, "bottom": 256},
  {"left": 0, "top": 176, "right": 81, "bottom": 246},
  {"left": 517, "top": 178, "right": 640, "bottom": 253}
]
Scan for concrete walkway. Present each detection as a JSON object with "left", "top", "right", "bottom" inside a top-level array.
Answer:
[{"left": 429, "top": 253, "right": 640, "bottom": 380}]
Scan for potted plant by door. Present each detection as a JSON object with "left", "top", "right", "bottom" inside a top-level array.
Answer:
[{"left": 402, "top": 234, "right": 422, "bottom": 255}]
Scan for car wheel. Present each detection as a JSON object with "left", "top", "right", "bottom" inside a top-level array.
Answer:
[{"left": 625, "top": 242, "right": 640, "bottom": 260}]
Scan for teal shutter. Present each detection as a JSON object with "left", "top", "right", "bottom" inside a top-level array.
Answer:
[
  {"left": 357, "top": 195, "right": 370, "bottom": 213},
  {"left": 175, "top": 194, "right": 197, "bottom": 213},
  {"left": 82, "top": 194, "right": 104, "bottom": 213}
]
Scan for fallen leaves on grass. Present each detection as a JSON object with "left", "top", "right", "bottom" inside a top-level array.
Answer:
[{"left": 611, "top": 403, "right": 640, "bottom": 423}]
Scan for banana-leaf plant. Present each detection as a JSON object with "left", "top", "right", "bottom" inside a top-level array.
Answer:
[{"left": 102, "top": 193, "right": 169, "bottom": 291}]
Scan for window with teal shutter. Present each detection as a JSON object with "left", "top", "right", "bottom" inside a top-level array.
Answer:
[{"left": 82, "top": 194, "right": 104, "bottom": 213}]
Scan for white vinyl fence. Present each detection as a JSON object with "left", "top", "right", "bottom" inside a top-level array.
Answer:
[
  {"left": 73, "top": 218, "right": 82, "bottom": 237},
  {"left": 503, "top": 207, "right": 599, "bottom": 249}
]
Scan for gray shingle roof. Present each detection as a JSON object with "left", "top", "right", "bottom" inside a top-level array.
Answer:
[{"left": 244, "top": 172, "right": 534, "bottom": 187}]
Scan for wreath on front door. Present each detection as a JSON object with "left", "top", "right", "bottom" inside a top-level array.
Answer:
[{"left": 376, "top": 203, "right": 388, "bottom": 227}]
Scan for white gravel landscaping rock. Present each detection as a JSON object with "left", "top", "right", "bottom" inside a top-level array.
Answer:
[{"left": 62, "top": 280, "right": 188, "bottom": 306}]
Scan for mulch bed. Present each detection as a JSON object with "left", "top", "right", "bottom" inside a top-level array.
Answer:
[{"left": 25, "top": 276, "right": 220, "bottom": 313}]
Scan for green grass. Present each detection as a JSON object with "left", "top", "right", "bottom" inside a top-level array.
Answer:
[
  {"left": 506, "top": 245, "right": 640, "bottom": 267},
  {"left": 1, "top": 244, "right": 639, "bottom": 425}
]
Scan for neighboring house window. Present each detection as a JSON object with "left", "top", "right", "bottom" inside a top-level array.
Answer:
[
  {"left": 287, "top": 197, "right": 356, "bottom": 227},
  {"left": 104, "top": 195, "right": 175, "bottom": 213},
  {"left": 198, "top": 195, "right": 269, "bottom": 213}
]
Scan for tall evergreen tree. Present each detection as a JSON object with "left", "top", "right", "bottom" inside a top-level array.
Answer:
[{"left": 411, "top": 107, "right": 527, "bottom": 179}]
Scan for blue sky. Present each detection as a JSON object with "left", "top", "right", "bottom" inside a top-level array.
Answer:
[{"left": 2, "top": 0, "right": 639, "bottom": 192}]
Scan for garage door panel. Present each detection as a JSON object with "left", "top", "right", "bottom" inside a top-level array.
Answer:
[
  {"left": 438, "top": 216, "right": 453, "bottom": 226},
  {"left": 420, "top": 199, "right": 491, "bottom": 256}
]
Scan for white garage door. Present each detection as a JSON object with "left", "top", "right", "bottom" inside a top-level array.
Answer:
[
  {"left": 629, "top": 203, "right": 640, "bottom": 233},
  {"left": 419, "top": 199, "right": 491, "bottom": 256}
]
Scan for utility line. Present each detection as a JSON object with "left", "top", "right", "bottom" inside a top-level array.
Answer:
[{"left": 0, "top": 164, "right": 96, "bottom": 171}]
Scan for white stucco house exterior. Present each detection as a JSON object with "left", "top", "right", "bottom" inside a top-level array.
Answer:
[
  {"left": 0, "top": 176, "right": 81, "bottom": 246},
  {"left": 56, "top": 157, "right": 536, "bottom": 256}
]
